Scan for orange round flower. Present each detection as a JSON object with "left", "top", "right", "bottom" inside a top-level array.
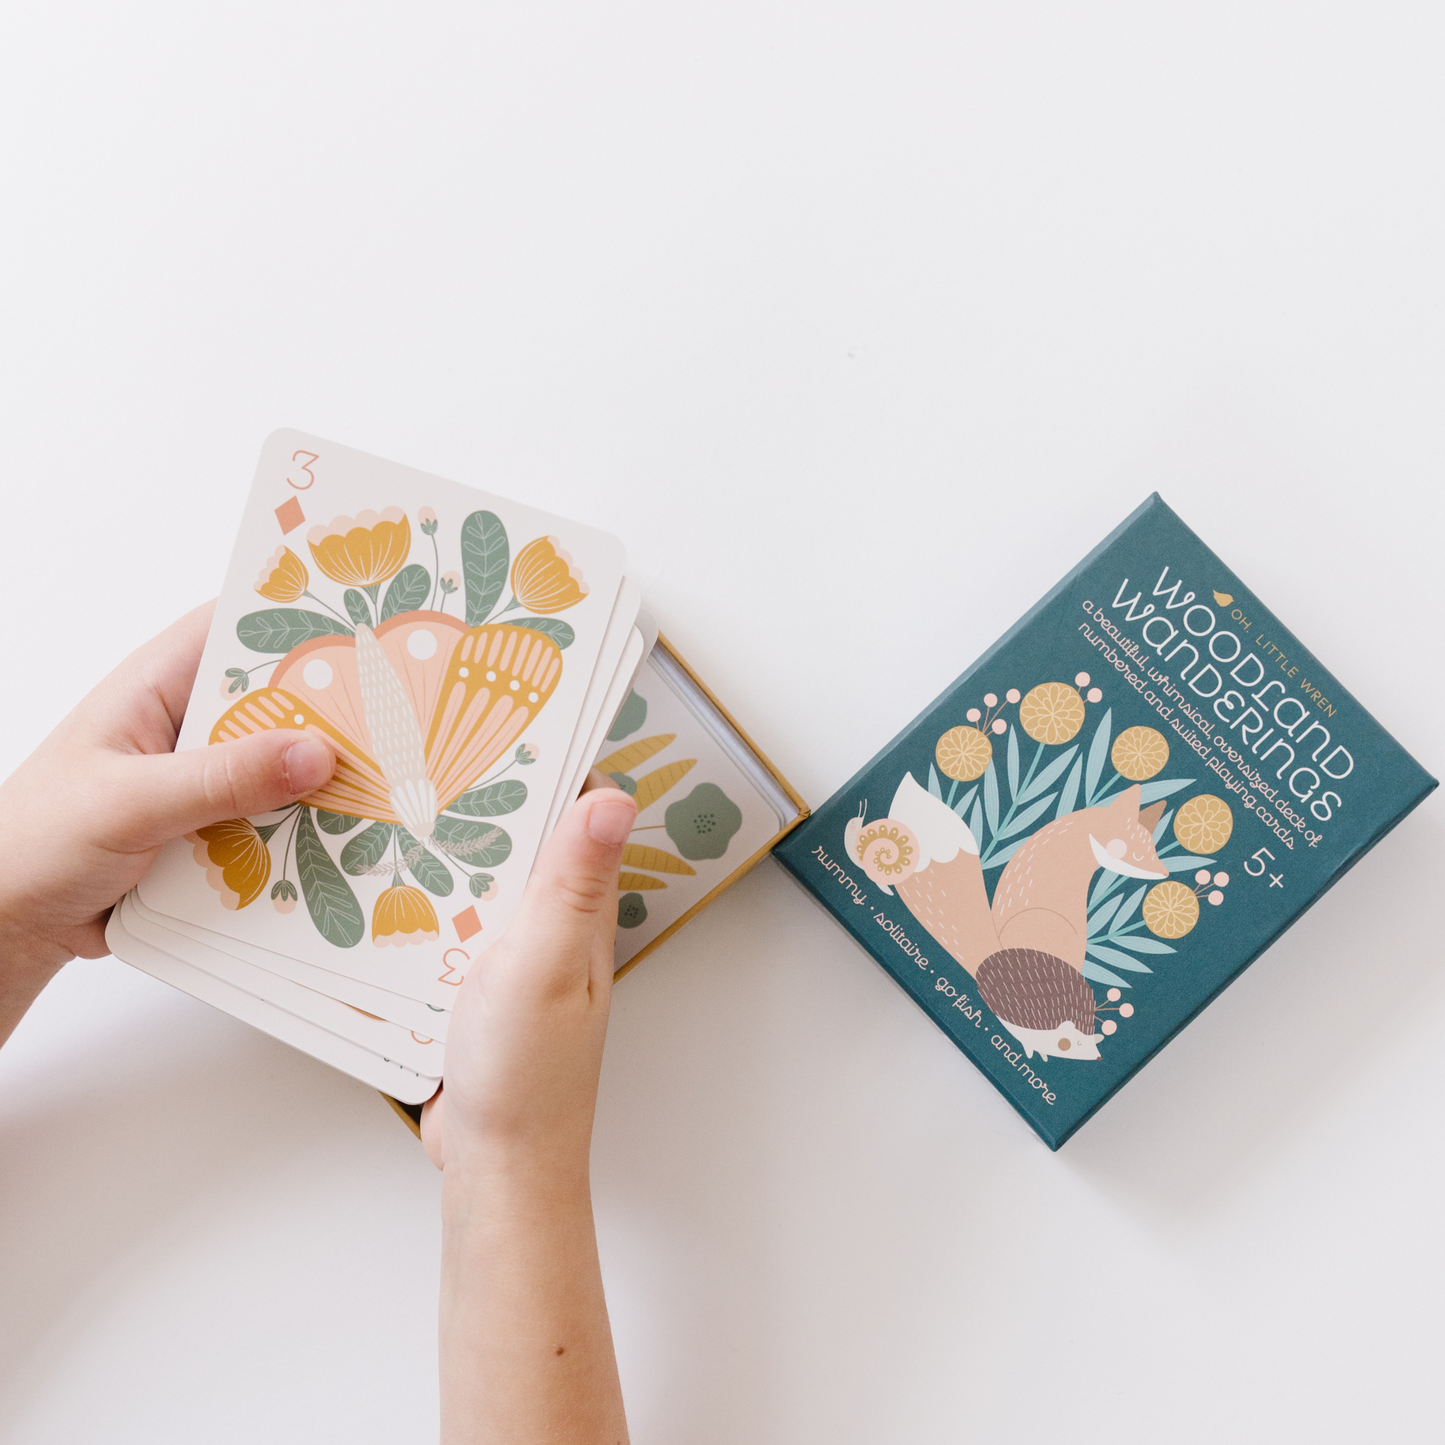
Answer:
[
  {"left": 1018, "top": 682, "right": 1086, "bottom": 745},
  {"left": 1111, "top": 726, "right": 1169, "bottom": 781},
  {"left": 372, "top": 883, "right": 439, "bottom": 947},
  {"left": 189, "top": 819, "right": 271, "bottom": 909},
  {"left": 1142, "top": 880, "right": 1200, "bottom": 939},
  {"left": 254, "top": 545, "right": 308, "bottom": 603},
  {"left": 307, "top": 508, "right": 411, "bottom": 588},
  {"left": 510, "top": 536, "right": 589, "bottom": 614},
  {"left": 935, "top": 725, "right": 992, "bottom": 781}
]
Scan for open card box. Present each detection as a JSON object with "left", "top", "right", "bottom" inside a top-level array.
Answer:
[{"left": 383, "top": 631, "right": 809, "bottom": 1136}]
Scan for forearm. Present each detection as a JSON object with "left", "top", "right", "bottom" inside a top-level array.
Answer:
[
  {"left": 440, "top": 1147, "right": 628, "bottom": 1445},
  {"left": 0, "top": 914, "right": 73, "bottom": 1049}
]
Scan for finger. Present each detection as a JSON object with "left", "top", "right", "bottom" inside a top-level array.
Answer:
[
  {"left": 83, "top": 603, "right": 218, "bottom": 741},
  {"left": 580, "top": 767, "right": 622, "bottom": 795},
  {"left": 100, "top": 730, "right": 336, "bottom": 849},
  {"left": 507, "top": 786, "right": 635, "bottom": 981},
  {"left": 420, "top": 1088, "right": 446, "bottom": 1171}
]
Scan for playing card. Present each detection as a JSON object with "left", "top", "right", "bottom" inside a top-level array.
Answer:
[
  {"left": 135, "top": 430, "right": 632, "bottom": 1008},
  {"left": 105, "top": 909, "right": 441, "bottom": 1104}
]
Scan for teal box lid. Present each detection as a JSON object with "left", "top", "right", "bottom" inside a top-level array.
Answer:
[{"left": 775, "top": 495, "right": 1437, "bottom": 1150}]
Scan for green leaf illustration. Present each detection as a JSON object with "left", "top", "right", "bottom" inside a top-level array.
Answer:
[
  {"left": 1151, "top": 809, "right": 1174, "bottom": 844},
  {"left": 340, "top": 821, "right": 394, "bottom": 875},
  {"left": 397, "top": 826, "right": 454, "bottom": 896},
  {"left": 295, "top": 808, "right": 365, "bottom": 948},
  {"left": 981, "top": 836, "right": 1027, "bottom": 870},
  {"left": 1101, "top": 934, "right": 1175, "bottom": 955},
  {"left": 224, "top": 667, "right": 249, "bottom": 695},
  {"left": 928, "top": 765, "right": 943, "bottom": 801},
  {"left": 446, "top": 779, "right": 529, "bottom": 817},
  {"left": 380, "top": 563, "right": 431, "bottom": 621},
  {"left": 982, "top": 760, "right": 1000, "bottom": 838},
  {"left": 254, "top": 820, "right": 283, "bottom": 844},
  {"left": 433, "top": 815, "right": 513, "bottom": 866},
  {"left": 1084, "top": 707, "right": 1113, "bottom": 802},
  {"left": 1019, "top": 745, "right": 1079, "bottom": 805},
  {"left": 1005, "top": 726, "right": 1020, "bottom": 803},
  {"left": 968, "top": 797, "right": 984, "bottom": 851},
  {"left": 1161, "top": 853, "right": 1216, "bottom": 873},
  {"left": 1087, "top": 895, "right": 1125, "bottom": 937},
  {"left": 1089, "top": 867, "right": 1125, "bottom": 911},
  {"left": 1054, "top": 756, "right": 1083, "bottom": 819},
  {"left": 270, "top": 878, "right": 299, "bottom": 903},
  {"left": 995, "top": 792, "right": 1058, "bottom": 841},
  {"left": 1111, "top": 883, "right": 1149, "bottom": 932},
  {"left": 317, "top": 809, "right": 363, "bottom": 835},
  {"left": 618, "top": 892, "right": 648, "bottom": 929},
  {"left": 609, "top": 772, "right": 638, "bottom": 795},
  {"left": 461, "top": 510, "right": 509, "bottom": 625},
  {"left": 344, "top": 589, "right": 372, "bottom": 628},
  {"left": 951, "top": 785, "right": 979, "bottom": 821},
  {"left": 664, "top": 784, "right": 742, "bottom": 861},
  {"left": 237, "top": 609, "right": 353, "bottom": 653},
  {"left": 512, "top": 617, "right": 575, "bottom": 649},
  {"left": 468, "top": 872, "right": 495, "bottom": 899},
  {"left": 606, "top": 691, "right": 647, "bottom": 742},
  {"left": 1084, "top": 943, "right": 1153, "bottom": 974},
  {"left": 1081, "top": 960, "right": 1133, "bottom": 989},
  {"left": 1138, "top": 776, "right": 1195, "bottom": 803}
]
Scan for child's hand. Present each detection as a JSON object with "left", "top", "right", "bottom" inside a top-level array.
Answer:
[
  {"left": 420, "top": 772, "right": 637, "bottom": 1173},
  {"left": 0, "top": 603, "right": 335, "bottom": 1044}
]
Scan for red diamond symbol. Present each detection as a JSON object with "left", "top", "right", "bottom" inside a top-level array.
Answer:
[
  {"left": 275, "top": 497, "right": 305, "bottom": 534},
  {"left": 452, "top": 906, "right": 482, "bottom": 943}
]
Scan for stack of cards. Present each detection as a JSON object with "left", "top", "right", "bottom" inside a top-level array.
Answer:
[{"left": 106, "top": 431, "right": 654, "bottom": 1104}]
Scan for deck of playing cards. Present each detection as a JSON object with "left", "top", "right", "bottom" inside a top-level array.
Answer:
[{"left": 105, "top": 430, "right": 656, "bottom": 1104}]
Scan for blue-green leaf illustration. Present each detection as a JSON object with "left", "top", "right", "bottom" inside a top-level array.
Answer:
[
  {"left": 446, "top": 779, "right": 529, "bottom": 817},
  {"left": 224, "top": 667, "right": 249, "bottom": 695},
  {"left": 1101, "top": 933, "right": 1175, "bottom": 955},
  {"left": 983, "top": 760, "right": 1000, "bottom": 838},
  {"left": 928, "top": 764, "right": 943, "bottom": 800},
  {"left": 461, "top": 510, "right": 509, "bottom": 625},
  {"left": 609, "top": 772, "right": 638, "bottom": 795},
  {"left": 1006, "top": 726, "right": 1020, "bottom": 803},
  {"left": 995, "top": 792, "right": 1058, "bottom": 841},
  {"left": 664, "top": 783, "right": 744, "bottom": 861},
  {"left": 1161, "top": 853, "right": 1215, "bottom": 873},
  {"left": 1089, "top": 867, "right": 1125, "bottom": 910},
  {"left": 951, "top": 785, "right": 979, "bottom": 821},
  {"left": 981, "top": 837, "right": 1027, "bottom": 870},
  {"left": 1151, "top": 809, "right": 1174, "bottom": 844},
  {"left": 607, "top": 691, "right": 647, "bottom": 742},
  {"left": 1081, "top": 960, "right": 1133, "bottom": 989},
  {"left": 341, "top": 821, "right": 394, "bottom": 875},
  {"left": 433, "top": 815, "right": 513, "bottom": 866},
  {"left": 512, "top": 617, "right": 574, "bottom": 649},
  {"left": 968, "top": 797, "right": 985, "bottom": 851},
  {"left": 237, "top": 609, "right": 353, "bottom": 653},
  {"left": 1084, "top": 943, "right": 1153, "bottom": 974},
  {"left": 270, "top": 878, "right": 299, "bottom": 904},
  {"left": 380, "top": 563, "right": 431, "bottom": 621},
  {"left": 295, "top": 808, "right": 365, "bottom": 948},
  {"left": 317, "top": 809, "right": 363, "bottom": 835},
  {"left": 618, "top": 892, "right": 648, "bottom": 929},
  {"left": 1019, "top": 745, "right": 1079, "bottom": 805},
  {"left": 344, "top": 589, "right": 372, "bottom": 628},
  {"left": 254, "top": 819, "right": 283, "bottom": 844},
  {"left": 397, "top": 826, "right": 454, "bottom": 896},
  {"left": 1138, "top": 776, "right": 1195, "bottom": 803},
  {"left": 1087, "top": 895, "right": 1125, "bottom": 937},
  {"left": 1055, "top": 756, "right": 1083, "bottom": 820},
  {"left": 1112, "top": 883, "right": 1149, "bottom": 932},
  {"left": 1084, "top": 707, "right": 1113, "bottom": 802},
  {"left": 468, "top": 872, "right": 496, "bottom": 899}
]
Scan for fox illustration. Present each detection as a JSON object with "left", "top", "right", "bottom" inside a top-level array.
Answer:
[{"left": 846, "top": 774, "right": 1167, "bottom": 1062}]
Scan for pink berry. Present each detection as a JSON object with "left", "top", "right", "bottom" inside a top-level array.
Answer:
[
  {"left": 1075, "top": 672, "right": 1090, "bottom": 687},
  {"left": 1119, "top": 1002, "right": 1134, "bottom": 1018},
  {"left": 1208, "top": 890, "right": 1224, "bottom": 906}
]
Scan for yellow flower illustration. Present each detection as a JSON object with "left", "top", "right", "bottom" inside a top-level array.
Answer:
[
  {"left": 372, "top": 883, "right": 440, "bottom": 947},
  {"left": 1018, "top": 682, "right": 1087, "bottom": 745},
  {"left": 936, "top": 725, "right": 993, "bottom": 781},
  {"left": 1174, "top": 794, "right": 1234, "bottom": 854},
  {"left": 254, "top": 546, "right": 309, "bottom": 603},
  {"left": 188, "top": 819, "right": 270, "bottom": 909},
  {"left": 1142, "top": 880, "right": 1200, "bottom": 939},
  {"left": 1111, "top": 726, "right": 1169, "bottom": 781},
  {"left": 307, "top": 508, "right": 412, "bottom": 588},
  {"left": 510, "top": 536, "right": 589, "bottom": 614}
]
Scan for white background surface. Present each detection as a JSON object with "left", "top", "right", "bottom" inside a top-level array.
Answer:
[{"left": 1, "top": 3, "right": 1441, "bottom": 1441}]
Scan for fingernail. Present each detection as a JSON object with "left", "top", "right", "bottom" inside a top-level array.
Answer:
[
  {"left": 587, "top": 793, "right": 636, "bottom": 845},
  {"left": 284, "top": 739, "right": 333, "bottom": 794}
]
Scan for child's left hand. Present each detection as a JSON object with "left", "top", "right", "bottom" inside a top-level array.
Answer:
[{"left": 0, "top": 602, "right": 335, "bottom": 1044}]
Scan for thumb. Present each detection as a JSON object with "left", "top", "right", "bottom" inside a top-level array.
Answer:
[
  {"left": 104, "top": 731, "right": 336, "bottom": 847},
  {"left": 509, "top": 786, "right": 636, "bottom": 978}
]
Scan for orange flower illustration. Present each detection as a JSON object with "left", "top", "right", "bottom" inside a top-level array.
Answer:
[
  {"left": 372, "top": 883, "right": 440, "bottom": 947},
  {"left": 307, "top": 508, "right": 412, "bottom": 588},
  {"left": 188, "top": 819, "right": 271, "bottom": 909},
  {"left": 510, "top": 536, "right": 588, "bottom": 614},
  {"left": 1018, "top": 682, "right": 1087, "bottom": 745},
  {"left": 254, "top": 546, "right": 308, "bottom": 603}
]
